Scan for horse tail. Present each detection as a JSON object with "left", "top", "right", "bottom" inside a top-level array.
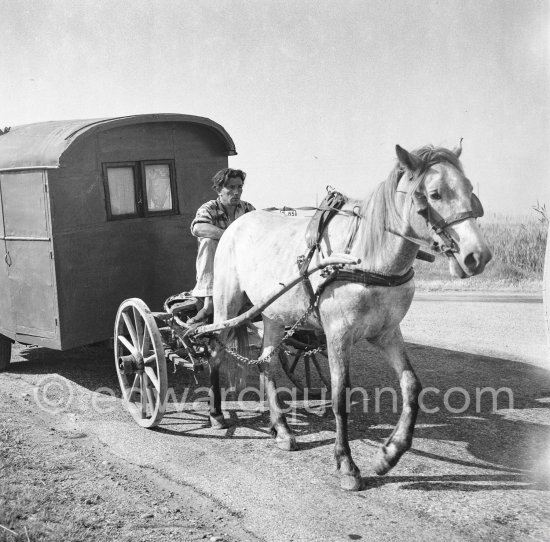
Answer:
[{"left": 225, "top": 325, "right": 251, "bottom": 393}]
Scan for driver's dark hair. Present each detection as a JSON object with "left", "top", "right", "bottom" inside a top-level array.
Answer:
[{"left": 211, "top": 168, "right": 246, "bottom": 192}]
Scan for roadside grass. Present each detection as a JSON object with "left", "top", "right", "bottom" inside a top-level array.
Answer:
[
  {"left": 415, "top": 213, "right": 548, "bottom": 292},
  {"left": 0, "top": 415, "right": 206, "bottom": 542},
  {"left": 0, "top": 423, "right": 104, "bottom": 542}
]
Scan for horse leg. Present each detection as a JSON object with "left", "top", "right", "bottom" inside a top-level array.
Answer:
[
  {"left": 327, "top": 332, "right": 363, "bottom": 491},
  {"left": 373, "top": 326, "right": 422, "bottom": 475},
  {"left": 259, "top": 316, "right": 298, "bottom": 451},
  {"left": 208, "top": 283, "right": 246, "bottom": 430},
  {"left": 208, "top": 333, "right": 230, "bottom": 429}
]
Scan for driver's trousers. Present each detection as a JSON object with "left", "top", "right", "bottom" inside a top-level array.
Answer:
[{"left": 191, "top": 238, "right": 218, "bottom": 297}]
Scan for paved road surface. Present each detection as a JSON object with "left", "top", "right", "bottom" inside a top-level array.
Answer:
[
  {"left": 415, "top": 292, "right": 543, "bottom": 304},
  {"left": 403, "top": 292, "right": 548, "bottom": 369},
  {"left": 2, "top": 293, "right": 550, "bottom": 541}
]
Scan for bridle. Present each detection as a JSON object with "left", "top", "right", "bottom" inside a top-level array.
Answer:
[
  {"left": 390, "top": 162, "right": 484, "bottom": 257},
  {"left": 423, "top": 195, "right": 484, "bottom": 255}
]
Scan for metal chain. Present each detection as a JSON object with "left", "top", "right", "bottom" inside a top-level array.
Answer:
[
  {"left": 302, "top": 344, "right": 327, "bottom": 357},
  {"left": 212, "top": 302, "right": 319, "bottom": 365}
]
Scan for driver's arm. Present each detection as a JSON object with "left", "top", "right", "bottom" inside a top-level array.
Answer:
[{"left": 192, "top": 223, "right": 224, "bottom": 240}]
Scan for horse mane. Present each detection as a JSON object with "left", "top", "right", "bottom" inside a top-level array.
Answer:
[{"left": 345, "top": 145, "right": 463, "bottom": 261}]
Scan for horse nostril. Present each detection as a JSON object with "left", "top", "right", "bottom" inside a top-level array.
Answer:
[{"left": 464, "top": 252, "right": 481, "bottom": 271}]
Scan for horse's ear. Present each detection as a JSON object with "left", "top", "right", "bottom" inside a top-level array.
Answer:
[
  {"left": 452, "top": 138, "right": 463, "bottom": 158},
  {"left": 395, "top": 145, "right": 424, "bottom": 173}
]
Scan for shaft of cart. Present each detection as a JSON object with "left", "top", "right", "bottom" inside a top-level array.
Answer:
[
  {"left": 152, "top": 253, "right": 360, "bottom": 336},
  {"left": 194, "top": 253, "right": 360, "bottom": 335}
]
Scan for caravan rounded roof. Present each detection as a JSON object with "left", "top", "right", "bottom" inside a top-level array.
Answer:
[{"left": 0, "top": 113, "right": 237, "bottom": 171}]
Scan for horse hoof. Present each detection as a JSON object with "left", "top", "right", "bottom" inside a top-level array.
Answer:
[
  {"left": 374, "top": 460, "right": 391, "bottom": 476},
  {"left": 276, "top": 436, "right": 298, "bottom": 451},
  {"left": 340, "top": 475, "right": 364, "bottom": 491},
  {"left": 209, "top": 415, "right": 229, "bottom": 430}
]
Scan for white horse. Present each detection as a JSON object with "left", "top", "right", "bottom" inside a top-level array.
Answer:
[{"left": 207, "top": 143, "right": 492, "bottom": 491}]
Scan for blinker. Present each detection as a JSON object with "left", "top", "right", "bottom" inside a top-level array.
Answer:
[{"left": 471, "top": 193, "right": 484, "bottom": 218}]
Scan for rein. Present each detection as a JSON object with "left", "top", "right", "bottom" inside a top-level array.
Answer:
[{"left": 263, "top": 205, "right": 361, "bottom": 218}]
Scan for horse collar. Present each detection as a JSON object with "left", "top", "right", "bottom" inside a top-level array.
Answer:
[{"left": 314, "top": 267, "right": 415, "bottom": 305}]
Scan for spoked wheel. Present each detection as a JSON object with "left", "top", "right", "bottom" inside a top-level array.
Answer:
[
  {"left": 114, "top": 298, "right": 168, "bottom": 428},
  {"left": 278, "top": 334, "right": 331, "bottom": 399}
]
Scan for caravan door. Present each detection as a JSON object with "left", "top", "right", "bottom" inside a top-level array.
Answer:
[{"left": 0, "top": 171, "right": 59, "bottom": 344}]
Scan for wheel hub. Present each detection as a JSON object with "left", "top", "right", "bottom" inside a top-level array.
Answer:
[{"left": 118, "top": 353, "right": 144, "bottom": 374}]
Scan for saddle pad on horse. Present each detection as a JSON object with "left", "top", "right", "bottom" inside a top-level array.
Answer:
[{"left": 305, "top": 189, "right": 347, "bottom": 249}]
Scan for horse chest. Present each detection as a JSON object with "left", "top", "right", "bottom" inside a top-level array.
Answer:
[
  {"left": 361, "top": 289, "right": 413, "bottom": 338},
  {"left": 316, "top": 282, "right": 414, "bottom": 342}
]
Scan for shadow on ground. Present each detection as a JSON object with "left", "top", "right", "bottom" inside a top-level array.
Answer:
[{"left": 6, "top": 339, "right": 550, "bottom": 492}]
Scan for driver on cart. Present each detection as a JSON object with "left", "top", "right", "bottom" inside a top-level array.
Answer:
[{"left": 187, "top": 168, "right": 255, "bottom": 324}]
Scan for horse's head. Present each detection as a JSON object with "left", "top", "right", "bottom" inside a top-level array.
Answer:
[{"left": 395, "top": 142, "right": 492, "bottom": 278}]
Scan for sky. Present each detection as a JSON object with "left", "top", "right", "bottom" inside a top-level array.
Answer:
[{"left": 1, "top": 0, "right": 548, "bottom": 216}]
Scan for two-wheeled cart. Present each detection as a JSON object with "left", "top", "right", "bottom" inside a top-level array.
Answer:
[{"left": 113, "top": 254, "right": 358, "bottom": 427}]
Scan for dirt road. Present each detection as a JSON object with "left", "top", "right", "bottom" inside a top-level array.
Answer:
[{"left": 1, "top": 294, "right": 549, "bottom": 541}]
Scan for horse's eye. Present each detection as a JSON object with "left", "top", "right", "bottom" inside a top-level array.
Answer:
[{"left": 429, "top": 192, "right": 441, "bottom": 200}]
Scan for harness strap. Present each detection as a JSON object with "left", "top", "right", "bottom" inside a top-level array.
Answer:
[
  {"left": 294, "top": 189, "right": 349, "bottom": 322},
  {"left": 314, "top": 267, "right": 415, "bottom": 301},
  {"left": 430, "top": 210, "right": 478, "bottom": 234},
  {"left": 292, "top": 185, "right": 418, "bottom": 320},
  {"left": 387, "top": 227, "right": 439, "bottom": 251},
  {"left": 297, "top": 245, "right": 322, "bottom": 322},
  {"left": 304, "top": 190, "right": 347, "bottom": 249},
  {"left": 344, "top": 211, "right": 361, "bottom": 254},
  {"left": 263, "top": 205, "right": 359, "bottom": 217}
]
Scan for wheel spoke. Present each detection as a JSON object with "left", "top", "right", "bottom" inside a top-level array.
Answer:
[
  {"left": 304, "top": 357, "right": 311, "bottom": 387},
  {"left": 118, "top": 335, "right": 138, "bottom": 357},
  {"left": 146, "top": 385, "right": 156, "bottom": 412},
  {"left": 122, "top": 311, "right": 139, "bottom": 349},
  {"left": 143, "top": 353, "right": 157, "bottom": 366},
  {"left": 279, "top": 342, "right": 331, "bottom": 400},
  {"left": 119, "top": 375, "right": 131, "bottom": 402},
  {"left": 129, "top": 373, "right": 140, "bottom": 401},
  {"left": 141, "top": 329, "right": 151, "bottom": 356},
  {"left": 289, "top": 351, "right": 302, "bottom": 373},
  {"left": 133, "top": 307, "right": 145, "bottom": 351},
  {"left": 144, "top": 366, "right": 160, "bottom": 392},
  {"left": 140, "top": 373, "right": 147, "bottom": 418},
  {"left": 310, "top": 353, "right": 330, "bottom": 389}
]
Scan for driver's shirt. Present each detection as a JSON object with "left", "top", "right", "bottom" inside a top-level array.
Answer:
[
  {"left": 190, "top": 197, "right": 255, "bottom": 233},
  {"left": 190, "top": 197, "right": 255, "bottom": 297}
]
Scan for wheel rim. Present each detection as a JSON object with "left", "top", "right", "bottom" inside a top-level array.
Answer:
[
  {"left": 114, "top": 298, "right": 168, "bottom": 428},
  {"left": 279, "top": 337, "right": 331, "bottom": 400}
]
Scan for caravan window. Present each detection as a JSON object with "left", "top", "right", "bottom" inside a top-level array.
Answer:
[
  {"left": 144, "top": 163, "right": 174, "bottom": 213},
  {"left": 103, "top": 160, "right": 177, "bottom": 220},
  {"left": 105, "top": 166, "right": 137, "bottom": 217}
]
